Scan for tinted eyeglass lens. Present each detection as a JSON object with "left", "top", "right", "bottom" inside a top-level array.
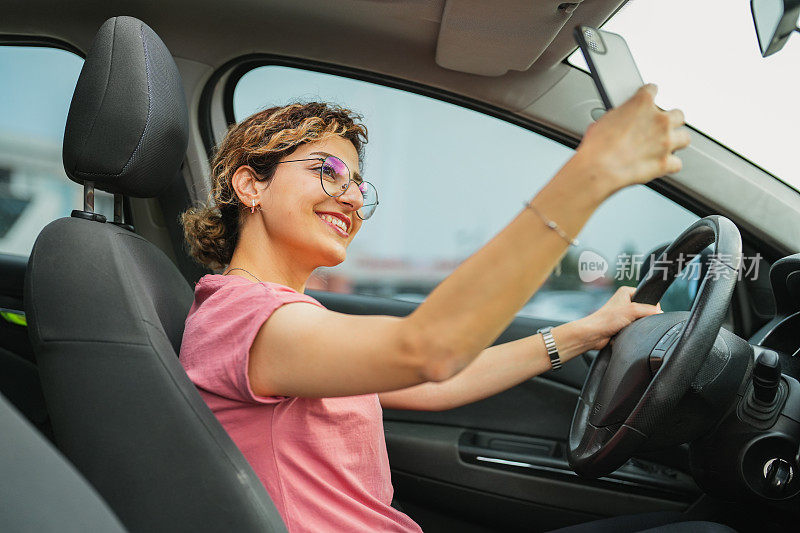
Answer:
[
  {"left": 321, "top": 156, "right": 350, "bottom": 197},
  {"left": 357, "top": 181, "right": 378, "bottom": 220}
]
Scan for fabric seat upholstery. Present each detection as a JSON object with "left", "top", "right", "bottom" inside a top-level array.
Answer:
[
  {"left": 24, "top": 16, "right": 287, "bottom": 533},
  {"left": 0, "top": 392, "right": 125, "bottom": 532}
]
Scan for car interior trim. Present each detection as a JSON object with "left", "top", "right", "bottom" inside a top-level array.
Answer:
[{"left": 0, "top": 34, "right": 85, "bottom": 57}]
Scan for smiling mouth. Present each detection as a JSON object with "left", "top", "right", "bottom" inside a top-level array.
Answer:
[{"left": 317, "top": 213, "right": 349, "bottom": 237}]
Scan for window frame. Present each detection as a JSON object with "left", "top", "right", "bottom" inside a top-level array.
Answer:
[{"left": 0, "top": 35, "right": 84, "bottom": 58}]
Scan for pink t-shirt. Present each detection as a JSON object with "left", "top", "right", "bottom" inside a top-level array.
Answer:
[{"left": 179, "top": 274, "right": 422, "bottom": 533}]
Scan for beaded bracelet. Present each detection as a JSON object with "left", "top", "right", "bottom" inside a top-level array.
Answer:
[{"left": 523, "top": 201, "right": 580, "bottom": 247}]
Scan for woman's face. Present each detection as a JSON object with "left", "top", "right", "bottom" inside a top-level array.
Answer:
[{"left": 257, "top": 136, "right": 364, "bottom": 268}]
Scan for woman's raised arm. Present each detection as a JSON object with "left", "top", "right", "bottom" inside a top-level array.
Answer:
[{"left": 248, "top": 84, "right": 690, "bottom": 399}]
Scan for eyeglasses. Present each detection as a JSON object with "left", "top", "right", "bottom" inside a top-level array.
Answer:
[{"left": 272, "top": 155, "right": 379, "bottom": 220}]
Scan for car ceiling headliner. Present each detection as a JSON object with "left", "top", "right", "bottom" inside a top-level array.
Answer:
[{"left": 1, "top": 0, "right": 623, "bottom": 113}]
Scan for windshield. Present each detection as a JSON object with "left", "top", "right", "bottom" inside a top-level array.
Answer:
[{"left": 570, "top": 0, "right": 800, "bottom": 191}]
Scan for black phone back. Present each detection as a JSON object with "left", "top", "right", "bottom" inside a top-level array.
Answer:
[{"left": 574, "top": 26, "right": 644, "bottom": 110}]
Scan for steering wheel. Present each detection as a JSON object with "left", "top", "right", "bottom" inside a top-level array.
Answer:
[{"left": 567, "top": 215, "right": 742, "bottom": 478}]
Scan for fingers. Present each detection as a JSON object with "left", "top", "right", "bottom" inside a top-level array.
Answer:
[
  {"left": 639, "top": 83, "right": 658, "bottom": 100},
  {"left": 666, "top": 108, "right": 685, "bottom": 128},
  {"left": 616, "top": 285, "right": 636, "bottom": 299},
  {"left": 634, "top": 88, "right": 689, "bottom": 158},
  {"left": 630, "top": 302, "right": 661, "bottom": 319},
  {"left": 621, "top": 84, "right": 657, "bottom": 112},
  {"left": 604, "top": 285, "right": 635, "bottom": 307},
  {"left": 671, "top": 126, "right": 691, "bottom": 151},
  {"left": 659, "top": 117, "right": 689, "bottom": 175},
  {"left": 609, "top": 286, "right": 660, "bottom": 320},
  {"left": 663, "top": 153, "right": 683, "bottom": 175}
]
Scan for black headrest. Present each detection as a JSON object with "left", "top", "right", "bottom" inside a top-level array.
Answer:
[{"left": 63, "top": 16, "right": 189, "bottom": 198}]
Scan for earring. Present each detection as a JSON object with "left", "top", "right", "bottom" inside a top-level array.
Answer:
[{"left": 251, "top": 199, "right": 256, "bottom": 214}]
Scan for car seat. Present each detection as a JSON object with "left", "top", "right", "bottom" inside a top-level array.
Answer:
[
  {"left": 0, "top": 391, "right": 125, "bottom": 532},
  {"left": 24, "top": 16, "right": 287, "bottom": 533}
]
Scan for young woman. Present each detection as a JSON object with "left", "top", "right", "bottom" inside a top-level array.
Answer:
[{"left": 180, "top": 87, "right": 689, "bottom": 532}]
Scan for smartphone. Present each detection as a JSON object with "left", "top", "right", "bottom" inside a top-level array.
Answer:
[{"left": 573, "top": 26, "right": 644, "bottom": 110}]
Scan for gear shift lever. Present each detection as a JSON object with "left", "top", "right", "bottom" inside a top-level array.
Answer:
[{"left": 753, "top": 349, "right": 781, "bottom": 405}]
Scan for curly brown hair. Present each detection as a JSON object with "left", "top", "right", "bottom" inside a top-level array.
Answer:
[{"left": 181, "top": 102, "right": 368, "bottom": 270}]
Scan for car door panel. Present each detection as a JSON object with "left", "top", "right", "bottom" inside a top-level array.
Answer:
[
  {"left": 387, "top": 421, "right": 694, "bottom": 531},
  {"left": 386, "top": 376, "right": 579, "bottom": 442}
]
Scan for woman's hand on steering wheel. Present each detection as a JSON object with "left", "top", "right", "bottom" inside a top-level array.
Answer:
[{"left": 576, "top": 286, "right": 662, "bottom": 351}]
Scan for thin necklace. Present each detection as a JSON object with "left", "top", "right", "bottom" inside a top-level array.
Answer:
[{"left": 223, "top": 267, "right": 262, "bottom": 283}]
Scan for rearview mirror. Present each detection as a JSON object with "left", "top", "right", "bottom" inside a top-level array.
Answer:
[{"left": 751, "top": 0, "right": 800, "bottom": 56}]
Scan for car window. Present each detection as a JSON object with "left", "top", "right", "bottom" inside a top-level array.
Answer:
[
  {"left": 232, "top": 65, "right": 699, "bottom": 320},
  {"left": 0, "top": 45, "right": 113, "bottom": 258}
]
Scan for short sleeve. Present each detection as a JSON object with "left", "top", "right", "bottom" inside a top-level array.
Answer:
[{"left": 180, "top": 279, "right": 325, "bottom": 404}]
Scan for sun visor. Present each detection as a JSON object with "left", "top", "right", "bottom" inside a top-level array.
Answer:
[{"left": 435, "top": 0, "right": 617, "bottom": 76}]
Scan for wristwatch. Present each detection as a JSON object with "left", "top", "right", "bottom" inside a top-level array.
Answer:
[{"left": 537, "top": 326, "right": 563, "bottom": 371}]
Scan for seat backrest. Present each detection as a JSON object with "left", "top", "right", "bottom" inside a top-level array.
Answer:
[
  {"left": 0, "top": 392, "right": 126, "bottom": 532},
  {"left": 24, "top": 16, "right": 287, "bottom": 533}
]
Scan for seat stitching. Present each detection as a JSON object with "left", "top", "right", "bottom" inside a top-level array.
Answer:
[
  {"left": 38, "top": 339, "right": 149, "bottom": 347},
  {"left": 120, "top": 23, "right": 153, "bottom": 174},
  {"left": 75, "top": 22, "right": 153, "bottom": 178},
  {"left": 72, "top": 17, "right": 117, "bottom": 176}
]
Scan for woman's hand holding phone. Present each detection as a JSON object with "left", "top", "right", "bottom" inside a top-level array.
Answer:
[{"left": 570, "top": 84, "right": 691, "bottom": 198}]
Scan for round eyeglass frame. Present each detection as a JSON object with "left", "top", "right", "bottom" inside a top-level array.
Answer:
[{"left": 269, "top": 155, "right": 379, "bottom": 220}]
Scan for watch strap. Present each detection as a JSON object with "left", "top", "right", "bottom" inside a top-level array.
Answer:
[{"left": 537, "top": 326, "right": 563, "bottom": 371}]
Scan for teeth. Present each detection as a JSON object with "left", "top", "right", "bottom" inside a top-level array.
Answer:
[{"left": 320, "top": 214, "right": 347, "bottom": 233}]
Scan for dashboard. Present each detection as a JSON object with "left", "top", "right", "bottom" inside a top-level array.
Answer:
[{"left": 691, "top": 253, "right": 800, "bottom": 507}]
